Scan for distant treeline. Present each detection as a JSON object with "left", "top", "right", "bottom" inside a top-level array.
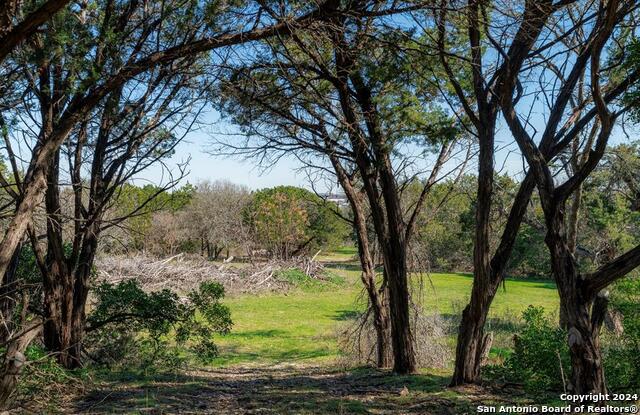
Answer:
[{"left": 104, "top": 143, "right": 639, "bottom": 279}]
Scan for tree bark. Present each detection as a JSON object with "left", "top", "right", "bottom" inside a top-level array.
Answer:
[
  {"left": 42, "top": 252, "right": 93, "bottom": 369},
  {"left": 382, "top": 243, "right": 416, "bottom": 374},
  {"left": 328, "top": 152, "right": 393, "bottom": 368},
  {"left": 451, "top": 285, "right": 497, "bottom": 384},
  {"left": 0, "top": 318, "right": 41, "bottom": 410},
  {"left": 546, "top": 211, "right": 606, "bottom": 394}
]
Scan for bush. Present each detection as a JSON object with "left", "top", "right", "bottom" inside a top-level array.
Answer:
[
  {"left": 603, "top": 278, "right": 640, "bottom": 392},
  {"left": 486, "top": 306, "right": 569, "bottom": 393},
  {"left": 337, "top": 311, "right": 450, "bottom": 369},
  {"left": 86, "top": 279, "right": 232, "bottom": 370},
  {"left": 12, "top": 345, "right": 88, "bottom": 412}
]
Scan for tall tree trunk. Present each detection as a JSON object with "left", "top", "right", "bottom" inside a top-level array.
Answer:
[
  {"left": 546, "top": 211, "right": 606, "bottom": 394},
  {"left": 450, "top": 117, "right": 496, "bottom": 384},
  {"left": 382, "top": 241, "right": 416, "bottom": 374},
  {"left": 375, "top": 161, "right": 417, "bottom": 374},
  {"left": 41, "top": 147, "right": 95, "bottom": 369},
  {"left": 329, "top": 151, "right": 393, "bottom": 368}
]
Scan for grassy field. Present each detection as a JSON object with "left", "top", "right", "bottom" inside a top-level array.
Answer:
[
  {"left": 69, "top": 250, "right": 565, "bottom": 413},
  {"left": 212, "top": 249, "right": 559, "bottom": 368}
]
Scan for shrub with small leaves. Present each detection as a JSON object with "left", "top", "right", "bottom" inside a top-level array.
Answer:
[
  {"left": 86, "top": 279, "right": 231, "bottom": 369},
  {"left": 486, "top": 306, "right": 569, "bottom": 393},
  {"left": 603, "top": 278, "right": 640, "bottom": 392}
]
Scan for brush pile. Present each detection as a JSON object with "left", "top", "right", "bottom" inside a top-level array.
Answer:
[{"left": 95, "top": 253, "right": 327, "bottom": 294}]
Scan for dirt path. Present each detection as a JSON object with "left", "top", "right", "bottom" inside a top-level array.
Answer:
[{"left": 68, "top": 364, "right": 518, "bottom": 414}]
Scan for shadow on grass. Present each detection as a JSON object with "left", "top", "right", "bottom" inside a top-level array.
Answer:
[
  {"left": 223, "top": 329, "right": 288, "bottom": 339},
  {"left": 333, "top": 309, "right": 360, "bottom": 321},
  {"left": 210, "top": 343, "right": 336, "bottom": 367},
  {"left": 441, "top": 313, "right": 523, "bottom": 334},
  {"left": 74, "top": 367, "right": 492, "bottom": 414}
]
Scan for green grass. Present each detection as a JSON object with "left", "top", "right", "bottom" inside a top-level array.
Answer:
[
  {"left": 212, "top": 286, "right": 362, "bottom": 366},
  {"left": 212, "top": 256, "right": 559, "bottom": 368}
]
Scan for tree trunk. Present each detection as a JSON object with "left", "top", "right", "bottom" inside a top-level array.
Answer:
[
  {"left": 373, "top": 302, "right": 393, "bottom": 368},
  {"left": 450, "top": 173, "right": 536, "bottom": 385},
  {"left": 451, "top": 283, "right": 496, "bottom": 385},
  {"left": 382, "top": 244, "right": 416, "bottom": 374},
  {"left": 0, "top": 243, "right": 22, "bottom": 343},
  {"left": 546, "top": 211, "right": 606, "bottom": 394},
  {"left": 359, "top": 247, "right": 392, "bottom": 369},
  {"left": 0, "top": 318, "right": 41, "bottom": 410},
  {"left": 565, "top": 302, "right": 607, "bottom": 394},
  {"left": 327, "top": 151, "right": 393, "bottom": 369},
  {"left": 42, "top": 263, "right": 91, "bottom": 369},
  {"left": 42, "top": 264, "right": 79, "bottom": 368}
]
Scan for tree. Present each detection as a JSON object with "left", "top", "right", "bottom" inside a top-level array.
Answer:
[
  {"left": 245, "top": 186, "right": 348, "bottom": 259},
  {"left": 0, "top": 0, "right": 366, "bottom": 369},
  {"left": 215, "top": 2, "right": 467, "bottom": 373},
  {"left": 181, "top": 180, "right": 251, "bottom": 259},
  {"left": 426, "top": 0, "right": 640, "bottom": 387},
  {"left": 0, "top": 0, "right": 351, "bottom": 285},
  {"left": 0, "top": 0, "right": 71, "bottom": 64},
  {"left": 108, "top": 183, "right": 194, "bottom": 252},
  {"left": 493, "top": 0, "right": 640, "bottom": 393}
]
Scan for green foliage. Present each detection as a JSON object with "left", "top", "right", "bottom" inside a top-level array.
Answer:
[
  {"left": 109, "top": 183, "right": 195, "bottom": 250},
  {"left": 245, "top": 186, "right": 349, "bottom": 258},
  {"left": 623, "top": 40, "right": 640, "bottom": 121},
  {"left": 487, "top": 306, "right": 569, "bottom": 393},
  {"left": 14, "top": 245, "right": 40, "bottom": 284},
  {"left": 604, "top": 278, "right": 640, "bottom": 391},
  {"left": 274, "top": 268, "right": 345, "bottom": 290},
  {"left": 413, "top": 174, "right": 550, "bottom": 277},
  {"left": 87, "top": 279, "right": 231, "bottom": 368}
]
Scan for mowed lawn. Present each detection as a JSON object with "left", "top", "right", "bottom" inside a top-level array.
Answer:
[{"left": 212, "top": 252, "right": 559, "bottom": 368}]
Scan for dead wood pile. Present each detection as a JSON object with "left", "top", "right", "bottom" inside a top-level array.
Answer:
[{"left": 95, "top": 253, "right": 326, "bottom": 294}]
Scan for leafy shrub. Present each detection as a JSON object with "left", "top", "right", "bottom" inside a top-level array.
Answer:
[
  {"left": 86, "top": 279, "right": 232, "bottom": 369},
  {"left": 486, "top": 306, "right": 569, "bottom": 393},
  {"left": 12, "top": 345, "right": 88, "bottom": 411},
  {"left": 603, "top": 278, "right": 640, "bottom": 392}
]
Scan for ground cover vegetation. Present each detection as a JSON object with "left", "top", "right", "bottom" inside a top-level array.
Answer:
[{"left": 0, "top": 0, "right": 639, "bottom": 413}]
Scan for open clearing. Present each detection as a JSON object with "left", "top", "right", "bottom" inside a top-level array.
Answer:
[{"left": 65, "top": 252, "right": 560, "bottom": 414}]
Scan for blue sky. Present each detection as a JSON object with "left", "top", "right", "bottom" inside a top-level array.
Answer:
[
  {"left": 134, "top": 127, "right": 310, "bottom": 190},
  {"left": 134, "top": 113, "right": 529, "bottom": 192}
]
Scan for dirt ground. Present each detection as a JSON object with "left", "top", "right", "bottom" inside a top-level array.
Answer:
[{"left": 65, "top": 364, "right": 524, "bottom": 415}]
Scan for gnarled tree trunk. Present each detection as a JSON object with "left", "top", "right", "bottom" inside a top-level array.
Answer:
[
  {"left": 451, "top": 286, "right": 496, "bottom": 384},
  {"left": 0, "top": 318, "right": 42, "bottom": 410},
  {"left": 546, "top": 211, "right": 607, "bottom": 394}
]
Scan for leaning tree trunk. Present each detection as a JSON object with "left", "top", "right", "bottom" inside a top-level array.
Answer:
[
  {"left": 358, "top": 242, "right": 392, "bottom": 368},
  {"left": 0, "top": 318, "right": 42, "bottom": 410},
  {"left": 451, "top": 280, "right": 497, "bottom": 385},
  {"left": 328, "top": 150, "right": 394, "bottom": 369}
]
